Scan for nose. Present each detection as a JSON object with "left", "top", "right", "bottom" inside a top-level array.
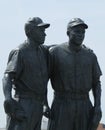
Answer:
[
  {"left": 77, "top": 33, "right": 84, "bottom": 37},
  {"left": 44, "top": 32, "right": 46, "bottom": 36}
]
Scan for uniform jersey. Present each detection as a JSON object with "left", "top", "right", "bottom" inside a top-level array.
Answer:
[
  {"left": 5, "top": 41, "right": 49, "bottom": 95},
  {"left": 50, "top": 42, "right": 102, "bottom": 93}
]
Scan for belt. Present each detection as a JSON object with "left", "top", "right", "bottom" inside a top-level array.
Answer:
[
  {"left": 14, "top": 92, "right": 45, "bottom": 103},
  {"left": 54, "top": 92, "right": 89, "bottom": 100}
]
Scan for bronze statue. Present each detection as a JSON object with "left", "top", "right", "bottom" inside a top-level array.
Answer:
[
  {"left": 2, "top": 17, "right": 51, "bottom": 130},
  {"left": 48, "top": 18, "right": 102, "bottom": 130}
]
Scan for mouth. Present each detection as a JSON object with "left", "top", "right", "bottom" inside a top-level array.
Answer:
[{"left": 76, "top": 38, "right": 83, "bottom": 42}]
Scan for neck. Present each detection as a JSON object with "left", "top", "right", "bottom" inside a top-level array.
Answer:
[
  {"left": 27, "top": 38, "right": 39, "bottom": 48},
  {"left": 69, "top": 41, "right": 82, "bottom": 52}
]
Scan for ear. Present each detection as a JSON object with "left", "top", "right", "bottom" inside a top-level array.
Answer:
[
  {"left": 27, "top": 26, "right": 34, "bottom": 38},
  {"left": 67, "top": 31, "right": 69, "bottom": 36}
]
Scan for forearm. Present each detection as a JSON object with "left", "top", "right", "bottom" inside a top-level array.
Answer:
[
  {"left": 92, "top": 78, "right": 101, "bottom": 108},
  {"left": 2, "top": 73, "right": 13, "bottom": 100},
  {"left": 43, "top": 89, "right": 51, "bottom": 118},
  {"left": 88, "top": 78, "right": 102, "bottom": 130}
]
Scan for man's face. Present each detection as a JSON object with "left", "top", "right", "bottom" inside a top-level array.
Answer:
[
  {"left": 68, "top": 25, "right": 85, "bottom": 46},
  {"left": 31, "top": 26, "right": 46, "bottom": 45}
]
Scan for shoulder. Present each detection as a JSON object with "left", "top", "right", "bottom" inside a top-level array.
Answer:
[
  {"left": 40, "top": 44, "right": 49, "bottom": 50},
  {"left": 82, "top": 44, "right": 94, "bottom": 54},
  {"left": 49, "top": 43, "right": 67, "bottom": 52},
  {"left": 8, "top": 42, "right": 26, "bottom": 60},
  {"left": 18, "top": 41, "right": 28, "bottom": 51},
  {"left": 40, "top": 45, "right": 50, "bottom": 56},
  {"left": 8, "top": 47, "right": 20, "bottom": 59},
  {"left": 82, "top": 44, "right": 97, "bottom": 59},
  {"left": 82, "top": 44, "right": 93, "bottom": 52},
  {"left": 11, "top": 42, "right": 27, "bottom": 52}
]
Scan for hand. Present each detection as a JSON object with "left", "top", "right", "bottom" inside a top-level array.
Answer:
[
  {"left": 4, "top": 98, "right": 16, "bottom": 115},
  {"left": 4, "top": 98, "right": 27, "bottom": 121},
  {"left": 92, "top": 107, "right": 102, "bottom": 124},
  {"left": 89, "top": 107, "right": 102, "bottom": 130},
  {"left": 43, "top": 105, "right": 51, "bottom": 118}
]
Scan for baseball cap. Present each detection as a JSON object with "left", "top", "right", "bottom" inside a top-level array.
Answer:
[
  {"left": 67, "top": 18, "right": 88, "bottom": 30},
  {"left": 27, "top": 17, "right": 50, "bottom": 28}
]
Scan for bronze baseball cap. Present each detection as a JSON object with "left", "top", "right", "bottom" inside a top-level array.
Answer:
[
  {"left": 67, "top": 18, "right": 88, "bottom": 29},
  {"left": 27, "top": 17, "right": 50, "bottom": 28}
]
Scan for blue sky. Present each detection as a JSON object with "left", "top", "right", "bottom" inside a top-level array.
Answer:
[{"left": 0, "top": 0, "right": 105, "bottom": 127}]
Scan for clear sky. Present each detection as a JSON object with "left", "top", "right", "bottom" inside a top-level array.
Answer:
[{"left": 0, "top": 0, "right": 105, "bottom": 127}]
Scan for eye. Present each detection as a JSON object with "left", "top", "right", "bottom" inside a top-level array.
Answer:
[
  {"left": 75, "top": 30, "right": 85, "bottom": 34},
  {"left": 39, "top": 27, "right": 45, "bottom": 32}
]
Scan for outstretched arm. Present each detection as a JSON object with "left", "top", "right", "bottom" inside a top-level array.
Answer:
[{"left": 43, "top": 89, "right": 51, "bottom": 118}]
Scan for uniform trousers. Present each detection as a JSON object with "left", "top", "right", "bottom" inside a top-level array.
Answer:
[{"left": 6, "top": 97, "right": 43, "bottom": 130}]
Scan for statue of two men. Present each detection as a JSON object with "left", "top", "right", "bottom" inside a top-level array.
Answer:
[{"left": 2, "top": 17, "right": 102, "bottom": 130}]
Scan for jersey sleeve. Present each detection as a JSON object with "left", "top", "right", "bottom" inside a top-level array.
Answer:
[
  {"left": 5, "top": 48, "right": 23, "bottom": 79},
  {"left": 92, "top": 54, "right": 102, "bottom": 80}
]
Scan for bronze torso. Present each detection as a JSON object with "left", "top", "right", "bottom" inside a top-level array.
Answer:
[
  {"left": 50, "top": 42, "right": 102, "bottom": 93},
  {"left": 5, "top": 41, "right": 49, "bottom": 95}
]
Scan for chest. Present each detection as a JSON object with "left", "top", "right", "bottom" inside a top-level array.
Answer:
[
  {"left": 22, "top": 48, "right": 47, "bottom": 69},
  {"left": 56, "top": 50, "right": 93, "bottom": 73}
]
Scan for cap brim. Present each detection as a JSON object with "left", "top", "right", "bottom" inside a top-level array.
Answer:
[
  {"left": 72, "top": 23, "right": 88, "bottom": 29},
  {"left": 78, "top": 23, "right": 88, "bottom": 29},
  {"left": 38, "top": 23, "right": 50, "bottom": 28}
]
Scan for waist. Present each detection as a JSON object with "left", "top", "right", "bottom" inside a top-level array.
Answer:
[
  {"left": 14, "top": 91, "right": 45, "bottom": 103},
  {"left": 54, "top": 91, "right": 89, "bottom": 100}
]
